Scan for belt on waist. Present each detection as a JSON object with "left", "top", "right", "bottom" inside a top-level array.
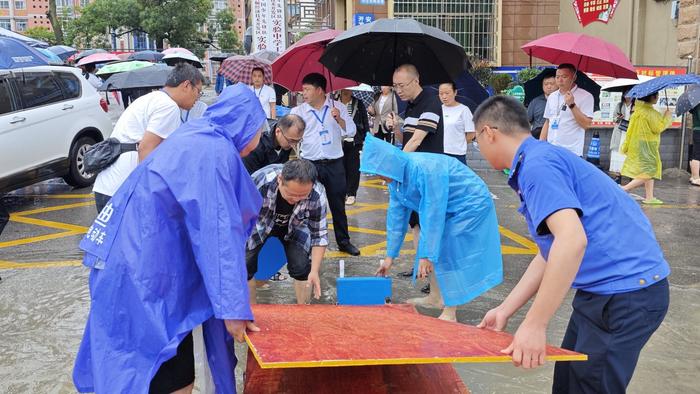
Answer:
[{"left": 311, "top": 158, "right": 342, "bottom": 164}]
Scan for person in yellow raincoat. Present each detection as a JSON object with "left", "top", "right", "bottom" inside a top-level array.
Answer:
[{"left": 621, "top": 92, "right": 672, "bottom": 205}]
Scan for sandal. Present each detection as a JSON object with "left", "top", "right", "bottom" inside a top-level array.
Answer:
[
  {"left": 270, "top": 271, "right": 287, "bottom": 281},
  {"left": 690, "top": 178, "right": 700, "bottom": 187},
  {"left": 641, "top": 198, "right": 664, "bottom": 205}
]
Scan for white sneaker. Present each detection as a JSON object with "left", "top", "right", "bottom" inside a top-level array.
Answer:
[{"left": 345, "top": 196, "right": 356, "bottom": 205}]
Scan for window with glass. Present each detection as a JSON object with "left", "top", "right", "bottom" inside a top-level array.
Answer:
[
  {"left": 0, "top": 1, "right": 10, "bottom": 10},
  {"left": 80, "top": 0, "right": 89, "bottom": 7},
  {"left": 15, "top": 72, "right": 65, "bottom": 109},
  {"left": 0, "top": 77, "right": 15, "bottom": 115},
  {"left": 393, "top": 0, "right": 498, "bottom": 63},
  {"left": 55, "top": 72, "right": 81, "bottom": 100},
  {"left": 0, "top": 19, "right": 10, "bottom": 30},
  {"left": 15, "top": 19, "right": 27, "bottom": 32},
  {"left": 14, "top": 0, "right": 25, "bottom": 9}
]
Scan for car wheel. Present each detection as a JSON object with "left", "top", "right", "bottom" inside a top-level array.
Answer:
[{"left": 64, "top": 136, "right": 97, "bottom": 188}]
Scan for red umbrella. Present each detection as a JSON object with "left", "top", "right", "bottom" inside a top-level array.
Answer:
[
  {"left": 219, "top": 55, "right": 273, "bottom": 85},
  {"left": 521, "top": 32, "right": 637, "bottom": 79},
  {"left": 76, "top": 52, "right": 120, "bottom": 66},
  {"left": 272, "top": 29, "right": 358, "bottom": 92}
]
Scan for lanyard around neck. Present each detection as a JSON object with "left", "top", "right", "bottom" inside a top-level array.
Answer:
[
  {"left": 311, "top": 105, "right": 329, "bottom": 125},
  {"left": 160, "top": 88, "right": 188, "bottom": 123}
]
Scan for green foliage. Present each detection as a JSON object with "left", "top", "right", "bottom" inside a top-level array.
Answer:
[
  {"left": 68, "top": 0, "right": 212, "bottom": 51},
  {"left": 489, "top": 73, "right": 513, "bottom": 94},
  {"left": 23, "top": 27, "right": 58, "bottom": 45},
  {"left": 139, "top": 0, "right": 212, "bottom": 50},
  {"left": 516, "top": 67, "right": 542, "bottom": 84},
  {"left": 467, "top": 56, "right": 493, "bottom": 89},
  {"left": 209, "top": 9, "right": 241, "bottom": 53}
]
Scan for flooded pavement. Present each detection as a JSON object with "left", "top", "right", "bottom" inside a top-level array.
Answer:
[{"left": 1, "top": 168, "right": 699, "bottom": 393}]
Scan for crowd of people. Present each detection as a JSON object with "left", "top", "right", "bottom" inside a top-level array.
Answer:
[{"left": 64, "top": 59, "right": 685, "bottom": 393}]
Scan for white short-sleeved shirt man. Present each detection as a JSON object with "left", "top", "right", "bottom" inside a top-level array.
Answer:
[
  {"left": 290, "top": 96, "right": 357, "bottom": 161},
  {"left": 543, "top": 85, "right": 594, "bottom": 156},
  {"left": 93, "top": 91, "right": 182, "bottom": 196},
  {"left": 250, "top": 84, "right": 276, "bottom": 118},
  {"left": 442, "top": 103, "right": 475, "bottom": 156}
]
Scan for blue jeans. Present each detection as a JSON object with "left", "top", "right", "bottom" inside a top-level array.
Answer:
[{"left": 553, "top": 278, "right": 669, "bottom": 393}]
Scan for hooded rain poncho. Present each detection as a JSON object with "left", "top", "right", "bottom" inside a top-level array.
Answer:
[
  {"left": 359, "top": 135, "right": 503, "bottom": 306},
  {"left": 621, "top": 100, "right": 672, "bottom": 180},
  {"left": 73, "top": 83, "right": 266, "bottom": 393}
]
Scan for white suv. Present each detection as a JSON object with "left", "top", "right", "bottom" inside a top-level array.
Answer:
[{"left": 0, "top": 65, "right": 113, "bottom": 192}]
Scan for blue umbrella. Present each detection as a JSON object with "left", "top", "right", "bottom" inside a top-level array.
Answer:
[
  {"left": 0, "top": 37, "right": 50, "bottom": 69},
  {"left": 128, "top": 50, "right": 164, "bottom": 62},
  {"left": 38, "top": 48, "right": 64, "bottom": 65},
  {"left": 626, "top": 74, "right": 700, "bottom": 99},
  {"left": 0, "top": 27, "right": 48, "bottom": 48},
  {"left": 676, "top": 84, "right": 700, "bottom": 116},
  {"left": 47, "top": 45, "right": 78, "bottom": 60}
]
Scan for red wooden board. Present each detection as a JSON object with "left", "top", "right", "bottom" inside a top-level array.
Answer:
[
  {"left": 244, "top": 349, "right": 470, "bottom": 394},
  {"left": 246, "top": 304, "right": 586, "bottom": 368}
]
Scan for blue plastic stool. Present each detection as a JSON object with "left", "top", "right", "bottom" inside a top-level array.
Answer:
[
  {"left": 337, "top": 277, "right": 392, "bottom": 305},
  {"left": 254, "top": 237, "right": 287, "bottom": 280}
]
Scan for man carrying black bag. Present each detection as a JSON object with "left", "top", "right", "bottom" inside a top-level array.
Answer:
[{"left": 91, "top": 64, "right": 204, "bottom": 212}]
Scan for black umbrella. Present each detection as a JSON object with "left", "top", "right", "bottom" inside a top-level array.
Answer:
[
  {"left": 524, "top": 68, "right": 600, "bottom": 111},
  {"left": 128, "top": 50, "right": 164, "bottom": 62},
  {"left": 320, "top": 18, "right": 470, "bottom": 86},
  {"left": 210, "top": 53, "right": 232, "bottom": 62},
  {"left": 426, "top": 71, "right": 489, "bottom": 113},
  {"left": 99, "top": 64, "right": 173, "bottom": 91}
]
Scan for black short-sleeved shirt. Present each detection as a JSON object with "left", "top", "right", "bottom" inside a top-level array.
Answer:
[
  {"left": 402, "top": 88, "right": 445, "bottom": 154},
  {"left": 269, "top": 190, "right": 295, "bottom": 238}
]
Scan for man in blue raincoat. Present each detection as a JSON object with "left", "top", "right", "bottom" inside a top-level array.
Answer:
[
  {"left": 73, "top": 83, "right": 266, "bottom": 394},
  {"left": 362, "top": 135, "right": 503, "bottom": 321}
]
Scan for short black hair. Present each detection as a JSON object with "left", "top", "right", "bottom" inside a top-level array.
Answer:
[
  {"left": 277, "top": 114, "right": 306, "bottom": 134},
  {"left": 301, "top": 73, "right": 327, "bottom": 92},
  {"left": 640, "top": 92, "right": 658, "bottom": 103},
  {"left": 557, "top": 63, "right": 577, "bottom": 74},
  {"left": 440, "top": 81, "right": 458, "bottom": 92},
  {"left": 165, "top": 63, "right": 204, "bottom": 88},
  {"left": 472, "top": 96, "right": 531, "bottom": 135},
  {"left": 251, "top": 67, "right": 264, "bottom": 76},
  {"left": 281, "top": 159, "right": 317, "bottom": 184}
]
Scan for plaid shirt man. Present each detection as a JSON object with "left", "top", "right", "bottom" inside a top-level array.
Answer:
[{"left": 247, "top": 164, "right": 329, "bottom": 252}]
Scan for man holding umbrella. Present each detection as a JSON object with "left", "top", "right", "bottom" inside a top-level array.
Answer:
[
  {"left": 290, "top": 73, "right": 360, "bottom": 256},
  {"left": 540, "top": 64, "right": 595, "bottom": 157}
]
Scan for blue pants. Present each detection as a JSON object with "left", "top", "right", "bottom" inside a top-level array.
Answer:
[{"left": 553, "top": 279, "right": 669, "bottom": 393}]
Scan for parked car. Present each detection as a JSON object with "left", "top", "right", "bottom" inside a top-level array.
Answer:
[{"left": 0, "top": 65, "right": 112, "bottom": 192}]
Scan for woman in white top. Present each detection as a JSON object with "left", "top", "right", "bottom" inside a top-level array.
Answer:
[
  {"left": 438, "top": 82, "right": 475, "bottom": 165},
  {"left": 608, "top": 93, "right": 634, "bottom": 182},
  {"left": 250, "top": 67, "right": 276, "bottom": 119}
]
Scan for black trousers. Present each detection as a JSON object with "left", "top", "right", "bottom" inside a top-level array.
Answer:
[
  {"left": 311, "top": 158, "right": 350, "bottom": 245},
  {"left": 149, "top": 332, "right": 195, "bottom": 393},
  {"left": 342, "top": 141, "right": 361, "bottom": 197},
  {"left": 246, "top": 236, "right": 311, "bottom": 281}
]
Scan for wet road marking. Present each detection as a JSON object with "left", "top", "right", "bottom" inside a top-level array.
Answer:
[
  {"left": 0, "top": 260, "right": 82, "bottom": 269},
  {"left": 5, "top": 193, "right": 94, "bottom": 199},
  {"left": 0, "top": 230, "right": 84, "bottom": 249}
]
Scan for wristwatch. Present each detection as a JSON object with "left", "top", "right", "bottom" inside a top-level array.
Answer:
[{"left": 568, "top": 103, "right": 576, "bottom": 109}]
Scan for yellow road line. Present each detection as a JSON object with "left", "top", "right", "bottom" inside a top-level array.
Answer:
[
  {"left": 0, "top": 260, "right": 82, "bottom": 270},
  {"left": 10, "top": 215, "right": 89, "bottom": 232},
  {"left": 6, "top": 193, "right": 95, "bottom": 199},
  {"left": 499, "top": 226, "right": 538, "bottom": 253},
  {"left": 12, "top": 201, "right": 95, "bottom": 217},
  {"left": 0, "top": 230, "right": 83, "bottom": 249}
]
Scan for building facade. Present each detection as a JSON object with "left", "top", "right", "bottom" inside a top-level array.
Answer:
[{"left": 0, "top": 0, "right": 56, "bottom": 32}]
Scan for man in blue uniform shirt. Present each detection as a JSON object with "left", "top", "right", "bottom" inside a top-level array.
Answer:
[{"left": 473, "top": 96, "right": 670, "bottom": 393}]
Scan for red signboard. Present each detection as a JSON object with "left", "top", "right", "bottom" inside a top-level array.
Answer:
[{"left": 572, "top": 0, "right": 619, "bottom": 27}]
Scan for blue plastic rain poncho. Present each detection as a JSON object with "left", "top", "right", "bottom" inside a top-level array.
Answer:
[
  {"left": 73, "top": 83, "right": 266, "bottom": 393},
  {"left": 360, "top": 135, "right": 503, "bottom": 306}
]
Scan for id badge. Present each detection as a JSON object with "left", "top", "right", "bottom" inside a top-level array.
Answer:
[
  {"left": 551, "top": 116, "right": 560, "bottom": 130},
  {"left": 319, "top": 129, "right": 332, "bottom": 145}
]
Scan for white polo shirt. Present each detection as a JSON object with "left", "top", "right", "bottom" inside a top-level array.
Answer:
[
  {"left": 249, "top": 84, "right": 276, "bottom": 118},
  {"left": 93, "top": 91, "right": 181, "bottom": 196},
  {"left": 543, "top": 85, "right": 594, "bottom": 156},
  {"left": 290, "top": 97, "right": 356, "bottom": 161}
]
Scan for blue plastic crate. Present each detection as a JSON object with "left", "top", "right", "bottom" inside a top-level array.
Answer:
[{"left": 337, "top": 277, "right": 392, "bottom": 306}]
